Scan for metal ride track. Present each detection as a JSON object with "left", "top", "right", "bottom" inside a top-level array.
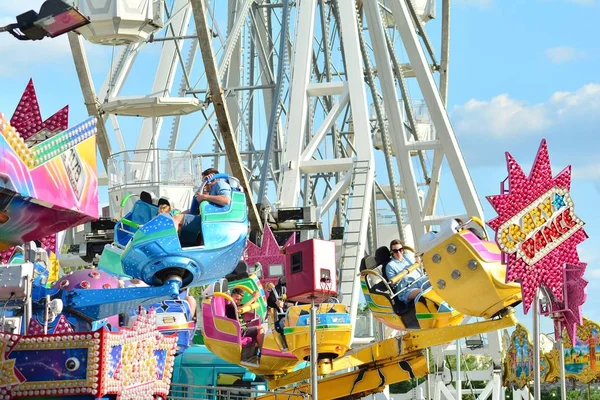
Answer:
[{"left": 258, "top": 313, "right": 517, "bottom": 400}]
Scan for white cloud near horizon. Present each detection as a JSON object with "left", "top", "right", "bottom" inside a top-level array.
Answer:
[
  {"left": 453, "top": 95, "right": 550, "bottom": 137},
  {"left": 545, "top": 46, "right": 587, "bottom": 63},
  {"left": 452, "top": 83, "right": 600, "bottom": 137},
  {"left": 0, "top": 2, "right": 108, "bottom": 77},
  {"left": 0, "top": 1, "right": 73, "bottom": 77},
  {"left": 0, "top": 35, "right": 73, "bottom": 77}
]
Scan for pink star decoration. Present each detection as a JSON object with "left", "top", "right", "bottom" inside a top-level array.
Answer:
[
  {"left": 9, "top": 78, "right": 69, "bottom": 141},
  {"left": 550, "top": 262, "right": 588, "bottom": 345},
  {"left": 486, "top": 139, "right": 588, "bottom": 314},
  {"left": 245, "top": 224, "right": 295, "bottom": 284}
]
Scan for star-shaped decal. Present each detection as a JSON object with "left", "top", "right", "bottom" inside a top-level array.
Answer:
[
  {"left": 0, "top": 335, "right": 24, "bottom": 390},
  {"left": 486, "top": 139, "right": 588, "bottom": 313},
  {"left": 552, "top": 193, "right": 566, "bottom": 210}
]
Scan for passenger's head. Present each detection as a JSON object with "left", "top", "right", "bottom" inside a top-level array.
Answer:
[
  {"left": 202, "top": 168, "right": 220, "bottom": 191},
  {"left": 202, "top": 168, "right": 219, "bottom": 180},
  {"left": 158, "top": 204, "right": 171, "bottom": 214},
  {"left": 231, "top": 287, "right": 244, "bottom": 306},
  {"left": 390, "top": 239, "right": 404, "bottom": 260}
]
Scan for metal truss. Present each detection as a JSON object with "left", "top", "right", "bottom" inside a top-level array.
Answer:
[{"left": 70, "top": 0, "right": 494, "bottom": 361}]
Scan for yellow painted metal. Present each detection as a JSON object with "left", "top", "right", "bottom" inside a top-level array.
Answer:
[
  {"left": 260, "top": 353, "right": 429, "bottom": 400},
  {"left": 202, "top": 298, "right": 300, "bottom": 377},
  {"left": 283, "top": 304, "right": 352, "bottom": 362},
  {"left": 268, "top": 312, "right": 518, "bottom": 392},
  {"left": 360, "top": 269, "right": 464, "bottom": 331},
  {"left": 202, "top": 300, "right": 353, "bottom": 378},
  {"left": 423, "top": 230, "right": 522, "bottom": 319}
]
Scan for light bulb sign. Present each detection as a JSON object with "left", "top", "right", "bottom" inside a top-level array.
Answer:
[
  {"left": 487, "top": 139, "right": 588, "bottom": 314},
  {"left": 497, "top": 188, "right": 584, "bottom": 265}
]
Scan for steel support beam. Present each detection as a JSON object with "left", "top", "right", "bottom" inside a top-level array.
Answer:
[
  {"left": 67, "top": 32, "right": 111, "bottom": 171},
  {"left": 387, "top": 0, "right": 484, "bottom": 222},
  {"left": 191, "top": 0, "right": 262, "bottom": 233}
]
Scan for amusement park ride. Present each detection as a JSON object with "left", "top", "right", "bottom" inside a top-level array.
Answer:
[{"left": 0, "top": 1, "right": 591, "bottom": 400}]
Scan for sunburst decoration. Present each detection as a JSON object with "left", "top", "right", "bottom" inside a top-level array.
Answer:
[
  {"left": 486, "top": 139, "right": 588, "bottom": 313},
  {"left": 0, "top": 334, "right": 24, "bottom": 393}
]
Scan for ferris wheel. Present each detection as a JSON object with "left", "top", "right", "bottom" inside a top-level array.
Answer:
[{"left": 69, "top": 1, "right": 496, "bottom": 398}]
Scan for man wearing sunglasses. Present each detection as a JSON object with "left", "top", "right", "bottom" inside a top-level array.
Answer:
[{"left": 385, "top": 239, "right": 428, "bottom": 304}]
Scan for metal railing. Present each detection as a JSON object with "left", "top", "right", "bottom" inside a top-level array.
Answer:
[
  {"left": 107, "top": 149, "right": 195, "bottom": 189},
  {"left": 167, "top": 384, "right": 308, "bottom": 400}
]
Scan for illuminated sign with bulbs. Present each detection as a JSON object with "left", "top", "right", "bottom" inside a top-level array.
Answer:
[{"left": 498, "top": 187, "right": 584, "bottom": 265}]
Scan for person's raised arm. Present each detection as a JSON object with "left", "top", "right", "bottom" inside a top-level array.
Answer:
[{"left": 197, "top": 193, "right": 230, "bottom": 206}]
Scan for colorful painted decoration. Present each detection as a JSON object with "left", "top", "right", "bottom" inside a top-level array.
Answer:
[
  {"left": 562, "top": 318, "right": 600, "bottom": 383},
  {"left": 503, "top": 324, "right": 535, "bottom": 389},
  {"left": 3, "top": 308, "right": 177, "bottom": 399},
  {"left": 0, "top": 85, "right": 98, "bottom": 250},
  {"left": 502, "top": 324, "right": 560, "bottom": 388},
  {"left": 0, "top": 335, "right": 24, "bottom": 396},
  {"left": 487, "top": 139, "right": 588, "bottom": 313}
]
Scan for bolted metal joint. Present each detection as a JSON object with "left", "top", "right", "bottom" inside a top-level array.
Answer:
[{"left": 468, "top": 259, "right": 478, "bottom": 270}]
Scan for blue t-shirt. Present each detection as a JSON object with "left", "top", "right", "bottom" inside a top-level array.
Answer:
[
  {"left": 385, "top": 254, "right": 420, "bottom": 292},
  {"left": 189, "top": 180, "right": 232, "bottom": 214}
]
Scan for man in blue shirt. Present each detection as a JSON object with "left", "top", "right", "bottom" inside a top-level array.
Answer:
[
  {"left": 385, "top": 239, "right": 428, "bottom": 304},
  {"left": 172, "top": 168, "right": 231, "bottom": 246},
  {"left": 187, "top": 168, "right": 231, "bottom": 215}
]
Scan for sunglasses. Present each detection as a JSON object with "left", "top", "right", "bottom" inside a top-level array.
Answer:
[{"left": 391, "top": 248, "right": 404, "bottom": 253}]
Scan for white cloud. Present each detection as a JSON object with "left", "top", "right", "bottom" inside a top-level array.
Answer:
[
  {"left": 452, "top": 83, "right": 600, "bottom": 138},
  {"left": 572, "top": 162, "right": 600, "bottom": 181},
  {"left": 453, "top": 94, "right": 550, "bottom": 137},
  {"left": 0, "top": 1, "right": 46, "bottom": 15},
  {"left": 579, "top": 246, "right": 600, "bottom": 266},
  {"left": 545, "top": 46, "right": 587, "bottom": 63},
  {"left": 0, "top": 2, "right": 74, "bottom": 76},
  {"left": 0, "top": 35, "right": 73, "bottom": 77}
]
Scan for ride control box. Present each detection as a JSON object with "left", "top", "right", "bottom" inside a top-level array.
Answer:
[
  {"left": 0, "top": 262, "right": 34, "bottom": 301},
  {"left": 284, "top": 239, "right": 337, "bottom": 303}
]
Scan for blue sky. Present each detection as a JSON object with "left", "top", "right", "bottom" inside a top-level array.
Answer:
[
  {"left": 0, "top": 0, "right": 598, "bottom": 339},
  {"left": 439, "top": 0, "right": 600, "bottom": 334}
]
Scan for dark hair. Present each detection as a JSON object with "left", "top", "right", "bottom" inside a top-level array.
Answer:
[
  {"left": 202, "top": 168, "right": 219, "bottom": 177},
  {"left": 390, "top": 239, "right": 403, "bottom": 249},
  {"left": 231, "top": 287, "right": 244, "bottom": 296}
]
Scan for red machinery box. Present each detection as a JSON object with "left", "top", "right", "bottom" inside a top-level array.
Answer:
[{"left": 284, "top": 239, "right": 337, "bottom": 303}]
